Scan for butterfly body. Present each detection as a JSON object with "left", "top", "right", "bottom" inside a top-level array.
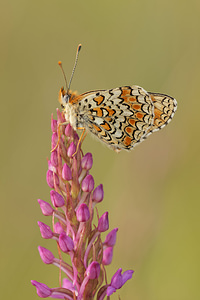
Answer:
[{"left": 59, "top": 85, "right": 177, "bottom": 152}]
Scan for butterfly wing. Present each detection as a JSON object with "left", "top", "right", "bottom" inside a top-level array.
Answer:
[
  {"left": 145, "top": 92, "right": 177, "bottom": 136},
  {"left": 76, "top": 86, "right": 155, "bottom": 151}
]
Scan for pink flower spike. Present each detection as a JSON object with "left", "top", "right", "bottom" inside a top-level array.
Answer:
[
  {"left": 92, "top": 184, "right": 104, "bottom": 203},
  {"left": 76, "top": 203, "right": 90, "bottom": 222},
  {"left": 59, "top": 233, "right": 74, "bottom": 253},
  {"left": 81, "top": 174, "right": 94, "bottom": 192},
  {"left": 50, "top": 190, "right": 65, "bottom": 207},
  {"left": 31, "top": 280, "right": 52, "bottom": 297},
  {"left": 102, "top": 247, "right": 113, "bottom": 265},
  {"left": 86, "top": 261, "right": 100, "bottom": 279},
  {"left": 62, "top": 163, "right": 72, "bottom": 181},
  {"left": 33, "top": 110, "right": 135, "bottom": 298},
  {"left": 38, "top": 246, "right": 54, "bottom": 264},
  {"left": 67, "top": 142, "right": 76, "bottom": 157},
  {"left": 38, "top": 199, "right": 53, "bottom": 216},
  {"left": 38, "top": 222, "right": 53, "bottom": 239},
  {"left": 98, "top": 212, "right": 109, "bottom": 232},
  {"left": 81, "top": 152, "right": 93, "bottom": 170},
  {"left": 104, "top": 228, "right": 118, "bottom": 247}
]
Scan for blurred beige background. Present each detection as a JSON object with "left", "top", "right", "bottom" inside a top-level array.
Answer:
[{"left": 1, "top": 0, "right": 199, "bottom": 299}]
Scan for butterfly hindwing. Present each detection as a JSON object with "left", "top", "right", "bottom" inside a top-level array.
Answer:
[{"left": 146, "top": 92, "right": 177, "bottom": 136}]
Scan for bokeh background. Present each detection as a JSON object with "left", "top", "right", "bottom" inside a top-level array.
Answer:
[{"left": 1, "top": 0, "right": 200, "bottom": 299}]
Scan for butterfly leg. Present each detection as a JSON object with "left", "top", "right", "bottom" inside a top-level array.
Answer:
[
  {"left": 114, "top": 148, "right": 121, "bottom": 153},
  {"left": 72, "top": 127, "right": 87, "bottom": 156},
  {"left": 51, "top": 122, "right": 69, "bottom": 152}
]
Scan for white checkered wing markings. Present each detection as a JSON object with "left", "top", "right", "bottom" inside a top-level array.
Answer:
[
  {"left": 145, "top": 92, "right": 178, "bottom": 136},
  {"left": 77, "top": 86, "right": 155, "bottom": 150},
  {"left": 77, "top": 88, "right": 124, "bottom": 149}
]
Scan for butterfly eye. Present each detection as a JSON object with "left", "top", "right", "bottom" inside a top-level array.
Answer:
[
  {"left": 64, "top": 94, "right": 70, "bottom": 104},
  {"left": 58, "top": 88, "right": 69, "bottom": 105}
]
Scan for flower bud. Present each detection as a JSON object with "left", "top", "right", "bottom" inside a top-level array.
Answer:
[
  {"left": 46, "top": 170, "right": 54, "bottom": 188},
  {"left": 54, "top": 222, "right": 65, "bottom": 234},
  {"left": 51, "top": 132, "right": 58, "bottom": 150},
  {"left": 38, "top": 222, "right": 53, "bottom": 239},
  {"left": 81, "top": 153, "right": 93, "bottom": 170},
  {"left": 102, "top": 247, "right": 113, "bottom": 265},
  {"left": 67, "top": 142, "right": 76, "bottom": 157},
  {"left": 65, "top": 124, "right": 72, "bottom": 136},
  {"left": 46, "top": 170, "right": 59, "bottom": 189},
  {"left": 48, "top": 160, "right": 54, "bottom": 171},
  {"left": 38, "top": 199, "right": 53, "bottom": 216},
  {"left": 92, "top": 184, "right": 104, "bottom": 203},
  {"left": 104, "top": 228, "right": 118, "bottom": 247},
  {"left": 56, "top": 108, "right": 64, "bottom": 124},
  {"left": 76, "top": 203, "right": 90, "bottom": 222},
  {"left": 51, "top": 118, "right": 57, "bottom": 133},
  {"left": 38, "top": 246, "right": 54, "bottom": 264},
  {"left": 50, "top": 150, "right": 58, "bottom": 167},
  {"left": 81, "top": 174, "right": 94, "bottom": 192},
  {"left": 86, "top": 261, "right": 100, "bottom": 279},
  {"left": 98, "top": 212, "right": 109, "bottom": 232},
  {"left": 62, "top": 163, "right": 72, "bottom": 181},
  {"left": 59, "top": 233, "right": 74, "bottom": 253},
  {"left": 31, "top": 281, "right": 52, "bottom": 298},
  {"left": 50, "top": 190, "right": 65, "bottom": 207}
]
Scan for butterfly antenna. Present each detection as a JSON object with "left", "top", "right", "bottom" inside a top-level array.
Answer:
[
  {"left": 58, "top": 61, "right": 68, "bottom": 91},
  {"left": 68, "top": 44, "right": 82, "bottom": 91}
]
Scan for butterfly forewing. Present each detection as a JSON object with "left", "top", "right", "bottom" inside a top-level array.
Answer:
[{"left": 74, "top": 86, "right": 155, "bottom": 151}]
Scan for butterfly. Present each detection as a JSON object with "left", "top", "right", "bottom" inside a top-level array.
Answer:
[{"left": 58, "top": 45, "right": 177, "bottom": 152}]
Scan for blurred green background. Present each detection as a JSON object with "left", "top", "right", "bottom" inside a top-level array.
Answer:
[{"left": 1, "top": 0, "right": 199, "bottom": 299}]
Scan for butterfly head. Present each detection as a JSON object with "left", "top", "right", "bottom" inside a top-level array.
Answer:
[
  {"left": 58, "top": 87, "right": 68, "bottom": 108},
  {"left": 58, "top": 87, "right": 78, "bottom": 108},
  {"left": 58, "top": 87, "right": 78, "bottom": 130}
]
